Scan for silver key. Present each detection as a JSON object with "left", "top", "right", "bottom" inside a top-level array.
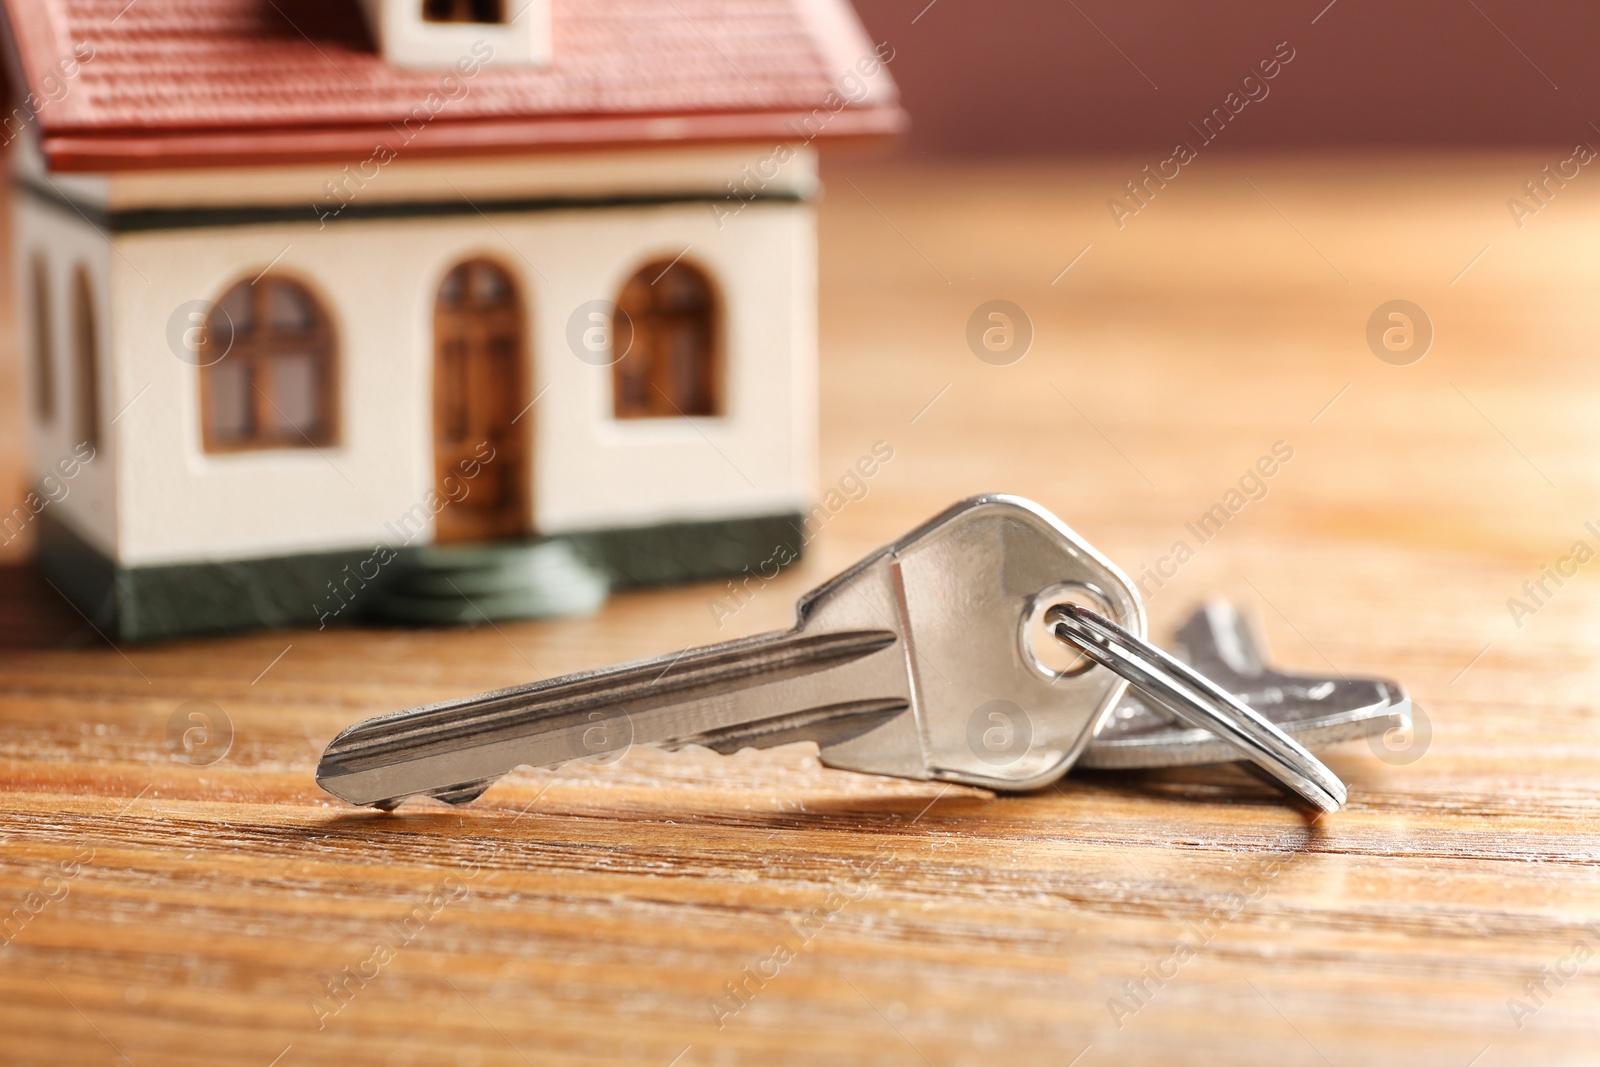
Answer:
[
  {"left": 317, "top": 495, "right": 1138, "bottom": 807},
  {"left": 316, "top": 495, "right": 1343, "bottom": 811},
  {"left": 1082, "top": 600, "right": 1409, "bottom": 769}
]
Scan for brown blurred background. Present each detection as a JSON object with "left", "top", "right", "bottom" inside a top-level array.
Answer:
[{"left": 852, "top": 0, "right": 1598, "bottom": 155}]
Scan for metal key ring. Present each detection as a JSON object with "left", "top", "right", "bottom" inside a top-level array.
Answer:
[{"left": 1048, "top": 603, "right": 1347, "bottom": 813}]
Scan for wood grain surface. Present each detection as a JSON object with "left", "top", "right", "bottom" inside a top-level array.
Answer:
[{"left": 4, "top": 154, "right": 1600, "bottom": 1067}]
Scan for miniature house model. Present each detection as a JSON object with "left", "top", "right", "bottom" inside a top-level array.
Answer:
[{"left": 1, "top": 0, "right": 902, "bottom": 639}]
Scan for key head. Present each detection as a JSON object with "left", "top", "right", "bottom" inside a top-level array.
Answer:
[{"left": 801, "top": 494, "right": 1144, "bottom": 790}]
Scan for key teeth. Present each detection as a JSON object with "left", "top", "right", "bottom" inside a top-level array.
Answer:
[
  {"left": 356, "top": 777, "right": 501, "bottom": 810},
  {"left": 426, "top": 778, "right": 500, "bottom": 806}
]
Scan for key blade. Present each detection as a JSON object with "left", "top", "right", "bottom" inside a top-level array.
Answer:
[{"left": 316, "top": 628, "right": 901, "bottom": 808}]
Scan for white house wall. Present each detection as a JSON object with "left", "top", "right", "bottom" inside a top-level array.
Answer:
[
  {"left": 109, "top": 198, "right": 816, "bottom": 567},
  {"left": 12, "top": 195, "right": 116, "bottom": 555}
]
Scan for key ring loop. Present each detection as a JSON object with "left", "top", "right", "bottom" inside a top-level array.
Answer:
[{"left": 1048, "top": 603, "right": 1347, "bottom": 813}]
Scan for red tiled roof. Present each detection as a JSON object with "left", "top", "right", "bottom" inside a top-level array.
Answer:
[{"left": 0, "top": 0, "right": 902, "bottom": 170}]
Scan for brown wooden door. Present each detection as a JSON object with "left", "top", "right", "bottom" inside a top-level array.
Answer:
[{"left": 433, "top": 260, "right": 528, "bottom": 543}]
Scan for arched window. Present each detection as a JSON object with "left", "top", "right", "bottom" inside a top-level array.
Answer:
[
  {"left": 200, "top": 276, "right": 337, "bottom": 452},
  {"left": 30, "top": 254, "right": 54, "bottom": 423},
  {"left": 72, "top": 266, "right": 99, "bottom": 449},
  {"left": 612, "top": 259, "right": 720, "bottom": 419}
]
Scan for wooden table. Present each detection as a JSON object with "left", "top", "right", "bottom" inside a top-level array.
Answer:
[{"left": 4, "top": 155, "right": 1599, "bottom": 1066}]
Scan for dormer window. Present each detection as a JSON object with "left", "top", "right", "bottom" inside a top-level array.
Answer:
[
  {"left": 423, "top": 0, "right": 504, "bottom": 24},
  {"left": 357, "top": 0, "right": 548, "bottom": 69}
]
